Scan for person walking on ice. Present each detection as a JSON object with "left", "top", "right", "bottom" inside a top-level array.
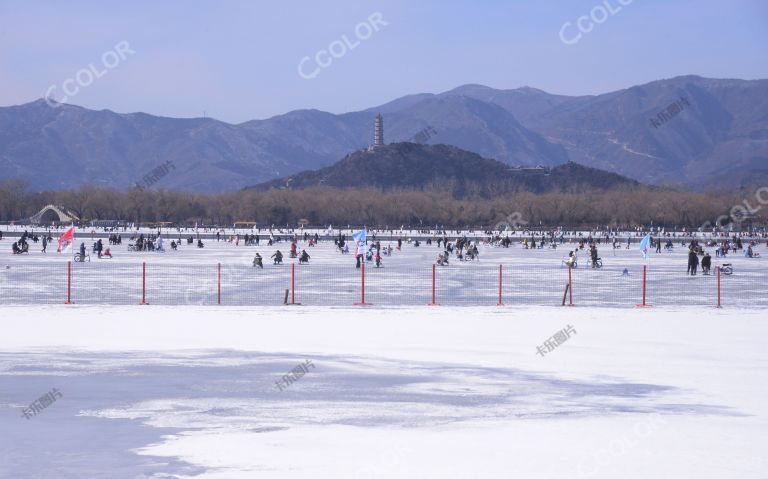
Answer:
[{"left": 687, "top": 247, "right": 699, "bottom": 275}]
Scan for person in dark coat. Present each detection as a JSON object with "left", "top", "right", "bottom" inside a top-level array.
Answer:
[
  {"left": 688, "top": 248, "right": 699, "bottom": 275},
  {"left": 701, "top": 252, "right": 712, "bottom": 274}
]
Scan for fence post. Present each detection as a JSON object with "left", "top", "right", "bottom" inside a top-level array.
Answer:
[
  {"left": 64, "top": 261, "right": 73, "bottom": 304},
  {"left": 139, "top": 262, "right": 148, "bottom": 305},
  {"left": 355, "top": 262, "right": 370, "bottom": 305},
  {"left": 566, "top": 265, "right": 574, "bottom": 306},
  {"left": 291, "top": 263, "right": 296, "bottom": 305},
  {"left": 427, "top": 264, "right": 439, "bottom": 306},
  {"left": 217, "top": 263, "right": 221, "bottom": 305},
  {"left": 497, "top": 264, "right": 504, "bottom": 306},
  {"left": 635, "top": 265, "right": 651, "bottom": 307},
  {"left": 716, "top": 266, "right": 721, "bottom": 308}
]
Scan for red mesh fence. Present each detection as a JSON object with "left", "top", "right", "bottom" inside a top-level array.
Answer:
[
  {"left": 1, "top": 261, "right": 766, "bottom": 308},
  {"left": 645, "top": 264, "right": 719, "bottom": 308}
]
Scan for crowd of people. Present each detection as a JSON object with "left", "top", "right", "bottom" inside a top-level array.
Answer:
[
  {"left": 2, "top": 226, "right": 765, "bottom": 279},
  {"left": 10, "top": 231, "right": 53, "bottom": 254}
]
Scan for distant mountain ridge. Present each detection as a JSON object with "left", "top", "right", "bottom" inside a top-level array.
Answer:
[
  {"left": 1, "top": 75, "right": 766, "bottom": 191},
  {"left": 251, "top": 143, "right": 640, "bottom": 198}
]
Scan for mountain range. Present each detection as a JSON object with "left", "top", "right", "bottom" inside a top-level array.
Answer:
[{"left": 1, "top": 75, "right": 766, "bottom": 192}]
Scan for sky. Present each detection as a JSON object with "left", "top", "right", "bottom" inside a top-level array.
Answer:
[{"left": 1, "top": 0, "right": 766, "bottom": 123}]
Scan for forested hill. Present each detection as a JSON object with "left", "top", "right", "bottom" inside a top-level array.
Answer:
[{"left": 251, "top": 143, "right": 640, "bottom": 198}]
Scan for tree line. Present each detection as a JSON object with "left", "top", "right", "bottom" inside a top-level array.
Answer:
[{"left": 0, "top": 179, "right": 764, "bottom": 229}]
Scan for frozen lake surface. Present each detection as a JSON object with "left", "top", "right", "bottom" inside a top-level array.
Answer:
[{"left": 1, "top": 233, "right": 765, "bottom": 308}]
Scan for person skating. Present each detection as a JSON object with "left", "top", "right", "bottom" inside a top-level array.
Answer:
[
  {"left": 299, "top": 249, "right": 310, "bottom": 264},
  {"left": 590, "top": 244, "right": 599, "bottom": 268},
  {"left": 42, "top": 235, "right": 47, "bottom": 253},
  {"left": 253, "top": 252, "right": 263, "bottom": 268},
  {"left": 271, "top": 250, "right": 283, "bottom": 265}
]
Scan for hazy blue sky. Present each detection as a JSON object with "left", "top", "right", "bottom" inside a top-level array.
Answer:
[{"left": 1, "top": 0, "right": 766, "bottom": 123}]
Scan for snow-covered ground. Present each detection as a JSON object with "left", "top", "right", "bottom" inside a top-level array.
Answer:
[{"left": 0, "top": 305, "right": 766, "bottom": 478}]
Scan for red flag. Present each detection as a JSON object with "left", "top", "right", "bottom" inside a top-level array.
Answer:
[{"left": 58, "top": 226, "right": 74, "bottom": 253}]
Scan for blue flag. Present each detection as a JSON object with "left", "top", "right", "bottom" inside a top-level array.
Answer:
[
  {"left": 352, "top": 229, "right": 366, "bottom": 244},
  {"left": 639, "top": 234, "right": 651, "bottom": 259},
  {"left": 352, "top": 229, "right": 366, "bottom": 256}
]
